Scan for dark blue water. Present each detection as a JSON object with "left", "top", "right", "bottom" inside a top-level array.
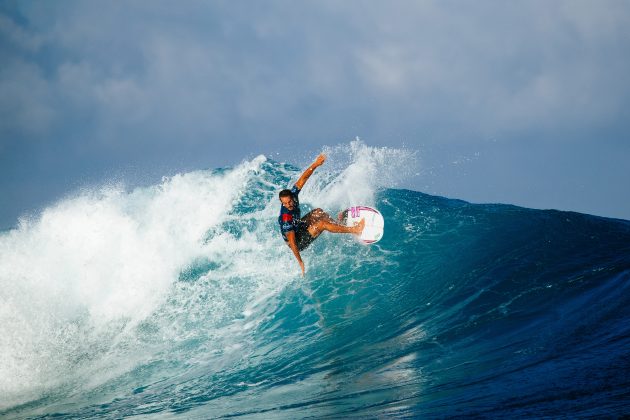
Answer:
[{"left": 1, "top": 147, "right": 629, "bottom": 418}]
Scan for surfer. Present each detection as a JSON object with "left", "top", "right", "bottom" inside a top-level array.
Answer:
[{"left": 278, "top": 153, "right": 365, "bottom": 275}]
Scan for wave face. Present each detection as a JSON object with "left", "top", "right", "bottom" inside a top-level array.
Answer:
[{"left": 1, "top": 142, "right": 629, "bottom": 418}]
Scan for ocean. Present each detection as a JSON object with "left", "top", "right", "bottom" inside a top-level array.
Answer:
[{"left": 1, "top": 142, "right": 629, "bottom": 418}]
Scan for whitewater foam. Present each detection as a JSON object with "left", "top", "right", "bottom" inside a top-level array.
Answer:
[{"left": 0, "top": 155, "right": 270, "bottom": 407}]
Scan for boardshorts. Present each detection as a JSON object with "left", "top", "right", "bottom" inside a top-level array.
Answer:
[{"left": 295, "top": 222, "right": 316, "bottom": 251}]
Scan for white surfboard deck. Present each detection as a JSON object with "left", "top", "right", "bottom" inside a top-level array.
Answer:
[{"left": 342, "top": 205, "right": 384, "bottom": 244}]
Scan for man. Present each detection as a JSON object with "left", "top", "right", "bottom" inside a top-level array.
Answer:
[{"left": 278, "top": 153, "right": 365, "bottom": 275}]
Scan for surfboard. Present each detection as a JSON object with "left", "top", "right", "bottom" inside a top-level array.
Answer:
[{"left": 340, "top": 206, "right": 384, "bottom": 244}]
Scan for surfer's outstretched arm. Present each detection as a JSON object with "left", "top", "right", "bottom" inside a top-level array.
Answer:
[
  {"left": 285, "top": 231, "right": 305, "bottom": 276},
  {"left": 295, "top": 153, "right": 326, "bottom": 190}
]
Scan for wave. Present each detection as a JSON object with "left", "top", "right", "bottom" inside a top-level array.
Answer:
[{"left": 1, "top": 141, "right": 629, "bottom": 418}]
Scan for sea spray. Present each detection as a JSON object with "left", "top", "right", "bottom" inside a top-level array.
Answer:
[{"left": 305, "top": 139, "right": 417, "bottom": 210}]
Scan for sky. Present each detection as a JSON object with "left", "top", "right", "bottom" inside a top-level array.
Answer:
[{"left": 1, "top": 0, "right": 629, "bottom": 228}]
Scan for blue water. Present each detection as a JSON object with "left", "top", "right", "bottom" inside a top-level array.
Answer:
[{"left": 1, "top": 144, "right": 629, "bottom": 418}]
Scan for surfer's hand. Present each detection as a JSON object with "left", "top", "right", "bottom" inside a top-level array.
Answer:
[
  {"left": 314, "top": 153, "right": 326, "bottom": 167},
  {"left": 299, "top": 260, "right": 305, "bottom": 276}
]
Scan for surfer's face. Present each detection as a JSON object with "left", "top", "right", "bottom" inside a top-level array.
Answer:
[{"left": 280, "top": 196, "right": 295, "bottom": 211}]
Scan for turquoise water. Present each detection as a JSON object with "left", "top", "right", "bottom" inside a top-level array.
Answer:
[{"left": 1, "top": 143, "right": 629, "bottom": 418}]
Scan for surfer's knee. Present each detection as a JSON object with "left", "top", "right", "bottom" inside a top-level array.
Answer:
[{"left": 310, "top": 208, "right": 330, "bottom": 221}]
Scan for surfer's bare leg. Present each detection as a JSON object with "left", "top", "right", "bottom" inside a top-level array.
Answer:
[{"left": 306, "top": 216, "right": 364, "bottom": 238}]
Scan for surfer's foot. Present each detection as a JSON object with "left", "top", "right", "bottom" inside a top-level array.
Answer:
[{"left": 352, "top": 218, "right": 365, "bottom": 235}]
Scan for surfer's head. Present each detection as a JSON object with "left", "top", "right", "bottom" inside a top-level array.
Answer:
[{"left": 279, "top": 189, "right": 296, "bottom": 210}]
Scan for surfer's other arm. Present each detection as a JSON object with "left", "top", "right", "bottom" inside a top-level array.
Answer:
[
  {"left": 295, "top": 153, "right": 326, "bottom": 190},
  {"left": 285, "top": 231, "right": 305, "bottom": 276}
]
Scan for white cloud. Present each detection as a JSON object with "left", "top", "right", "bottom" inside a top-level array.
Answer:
[{"left": 3, "top": 0, "right": 629, "bottom": 148}]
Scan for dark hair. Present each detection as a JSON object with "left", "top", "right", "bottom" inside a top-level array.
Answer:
[{"left": 279, "top": 189, "right": 293, "bottom": 198}]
